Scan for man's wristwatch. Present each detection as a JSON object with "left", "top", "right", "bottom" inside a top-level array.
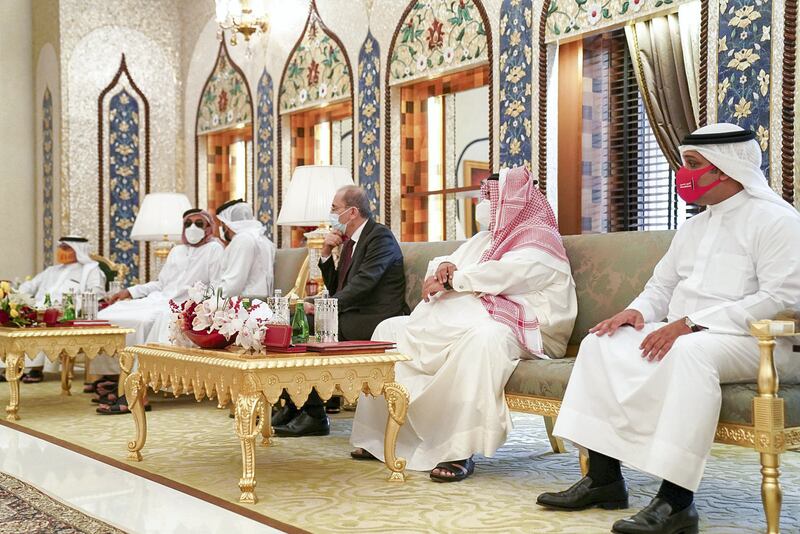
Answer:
[
  {"left": 684, "top": 316, "right": 703, "bottom": 333},
  {"left": 443, "top": 280, "right": 453, "bottom": 291}
]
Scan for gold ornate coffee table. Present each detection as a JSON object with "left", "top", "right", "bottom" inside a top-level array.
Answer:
[
  {"left": 0, "top": 326, "right": 134, "bottom": 421},
  {"left": 121, "top": 343, "right": 412, "bottom": 504}
]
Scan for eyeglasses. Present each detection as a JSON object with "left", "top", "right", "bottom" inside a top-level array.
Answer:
[{"left": 183, "top": 220, "right": 207, "bottom": 229}]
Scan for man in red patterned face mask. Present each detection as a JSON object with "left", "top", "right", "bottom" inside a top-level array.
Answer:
[{"left": 538, "top": 123, "right": 800, "bottom": 534}]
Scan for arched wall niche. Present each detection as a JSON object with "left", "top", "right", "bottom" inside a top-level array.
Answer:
[
  {"left": 194, "top": 37, "right": 256, "bottom": 211},
  {"left": 382, "top": 0, "right": 494, "bottom": 229},
  {"left": 276, "top": 0, "right": 356, "bottom": 246}
]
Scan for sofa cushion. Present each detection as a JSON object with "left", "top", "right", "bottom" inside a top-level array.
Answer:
[
  {"left": 400, "top": 241, "right": 463, "bottom": 309},
  {"left": 720, "top": 383, "right": 800, "bottom": 427},
  {"left": 274, "top": 248, "right": 308, "bottom": 294},
  {"left": 504, "top": 358, "right": 800, "bottom": 428},
  {"left": 562, "top": 231, "right": 674, "bottom": 346},
  {"left": 505, "top": 358, "right": 575, "bottom": 399}
]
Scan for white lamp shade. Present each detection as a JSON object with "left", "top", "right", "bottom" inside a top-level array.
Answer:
[
  {"left": 130, "top": 192, "right": 193, "bottom": 241},
  {"left": 276, "top": 165, "right": 355, "bottom": 226}
]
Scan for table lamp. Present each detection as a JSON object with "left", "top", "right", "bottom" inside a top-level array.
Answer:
[
  {"left": 130, "top": 192, "right": 193, "bottom": 276},
  {"left": 276, "top": 165, "right": 354, "bottom": 299}
]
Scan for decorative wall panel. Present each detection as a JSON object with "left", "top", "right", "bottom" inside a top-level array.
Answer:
[
  {"left": 42, "top": 88, "right": 54, "bottom": 267},
  {"left": 197, "top": 41, "right": 253, "bottom": 135},
  {"left": 499, "top": 0, "right": 533, "bottom": 170},
  {"left": 716, "top": 0, "right": 772, "bottom": 179},
  {"left": 358, "top": 32, "right": 381, "bottom": 217},
  {"left": 544, "top": 0, "right": 695, "bottom": 43},
  {"left": 279, "top": 2, "right": 352, "bottom": 114},
  {"left": 98, "top": 55, "right": 150, "bottom": 285},
  {"left": 388, "top": 0, "right": 490, "bottom": 86},
  {"left": 256, "top": 69, "right": 275, "bottom": 239},
  {"left": 108, "top": 89, "right": 142, "bottom": 284}
]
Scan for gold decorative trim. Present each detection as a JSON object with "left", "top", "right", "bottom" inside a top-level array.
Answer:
[
  {"left": 715, "top": 423, "right": 757, "bottom": 448},
  {"left": 505, "top": 394, "right": 561, "bottom": 417},
  {"left": 784, "top": 427, "right": 800, "bottom": 449}
]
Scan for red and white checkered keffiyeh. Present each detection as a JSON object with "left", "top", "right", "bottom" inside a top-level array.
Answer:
[{"left": 478, "top": 166, "right": 568, "bottom": 355}]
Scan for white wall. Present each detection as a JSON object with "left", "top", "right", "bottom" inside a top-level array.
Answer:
[{"left": 0, "top": 0, "right": 36, "bottom": 279}]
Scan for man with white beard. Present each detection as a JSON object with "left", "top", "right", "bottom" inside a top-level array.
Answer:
[
  {"left": 537, "top": 124, "right": 800, "bottom": 534},
  {"left": 4, "top": 236, "right": 105, "bottom": 383},
  {"left": 92, "top": 209, "right": 224, "bottom": 413},
  {"left": 349, "top": 167, "right": 577, "bottom": 482},
  {"left": 214, "top": 199, "right": 276, "bottom": 299}
]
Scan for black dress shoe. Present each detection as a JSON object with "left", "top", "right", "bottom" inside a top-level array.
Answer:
[
  {"left": 271, "top": 403, "right": 299, "bottom": 427},
  {"left": 612, "top": 498, "right": 699, "bottom": 534},
  {"left": 273, "top": 412, "right": 330, "bottom": 437},
  {"left": 537, "top": 476, "right": 629, "bottom": 511}
]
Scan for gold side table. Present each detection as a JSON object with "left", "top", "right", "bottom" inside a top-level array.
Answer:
[
  {"left": 122, "top": 343, "right": 412, "bottom": 504},
  {"left": 0, "top": 326, "right": 134, "bottom": 421}
]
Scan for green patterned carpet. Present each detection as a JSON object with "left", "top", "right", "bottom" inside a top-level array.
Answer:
[{"left": 3, "top": 380, "right": 799, "bottom": 533}]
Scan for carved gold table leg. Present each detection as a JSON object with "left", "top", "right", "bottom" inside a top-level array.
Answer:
[
  {"left": 118, "top": 351, "right": 135, "bottom": 399},
  {"left": 382, "top": 382, "right": 409, "bottom": 482},
  {"left": 60, "top": 353, "right": 75, "bottom": 396},
  {"left": 125, "top": 371, "right": 147, "bottom": 462},
  {"left": 261, "top": 401, "right": 272, "bottom": 447},
  {"left": 235, "top": 392, "right": 266, "bottom": 503},
  {"left": 4, "top": 353, "right": 23, "bottom": 421}
]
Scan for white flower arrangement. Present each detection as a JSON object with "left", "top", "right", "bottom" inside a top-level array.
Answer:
[{"left": 168, "top": 282, "right": 273, "bottom": 351}]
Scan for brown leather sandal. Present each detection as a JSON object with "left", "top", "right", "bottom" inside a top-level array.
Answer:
[{"left": 350, "top": 448, "right": 378, "bottom": 461}]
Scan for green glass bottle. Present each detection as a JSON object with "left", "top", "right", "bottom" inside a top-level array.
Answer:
[
  {"left": 290, "top": 301, "right": 309, "bottom": 344},
  {"left": 43, "top": 293, "right": 52, "bottom": 308},
  {"left": 62, "top": 294, "right": 75, "bottom": 321}
]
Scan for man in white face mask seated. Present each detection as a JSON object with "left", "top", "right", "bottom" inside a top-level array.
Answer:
[
  {"left": 3, "top": 236, "right": 105, "bottom": 383},
  {"left": 536, "top": 124, "right": 800, "bottom": 534},
  {"left": 349, "top": 166, "right": 577, "bottom": 482},
  {"left": 214, "top": 199, "right": 276, "bottom": 299},
  {"left": 91, "top": 209, "right": 224, "bottom": 413}
]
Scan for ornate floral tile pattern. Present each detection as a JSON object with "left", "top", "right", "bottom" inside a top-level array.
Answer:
[
  {"left": 279, "top": 6, "right": 352, "bottom": 114},
  {"left": 388, "top": 0, "right": 489, "bottom": 86},
  {"left": 108, "top": 90, "right": 141, "bottom": 285},
  {"left": 42, "top": 87, "right": 54, "bottom": 267},
  {"left": 197, "top": 43, "right": 252, "bottom": 135},
  {"left": 716, "top": 0, "right": 772, "bottom": 179},
  {"left": 256, "top": 69, "right": 275, "bottom": 239},
  {"left": 499, "top": 0, "right": 533, "bottom": 170},
  {"left": 544, "top": 0, "right": 693, "bottom": 43},
  {"left": 358, "top": 32, "right": 381, "bottom": 217}
]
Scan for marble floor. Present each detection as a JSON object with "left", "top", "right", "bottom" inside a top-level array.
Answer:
[{"left": 0, "top": 424, "right": 284, "bottom": 533}]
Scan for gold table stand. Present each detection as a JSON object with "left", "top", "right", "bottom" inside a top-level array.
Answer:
[
  {"left": 121, "top": 343, "right": 412, "bottom": 504},
  {"left": 0, "top": 326, "right": 134, "bottom": 421}
]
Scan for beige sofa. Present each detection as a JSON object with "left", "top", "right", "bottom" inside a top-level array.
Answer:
[{"left": 273, "top": 230, "right": 798, "bottom": 531}]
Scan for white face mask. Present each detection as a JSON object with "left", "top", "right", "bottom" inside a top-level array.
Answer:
[
  {"left": 475, "top": 199, "right": 491, "bottom": 229},
  {"left": 328, "top": 208, "right": 350, "bottom": 233},
  {"left": 184, "top": 225, "right": 206, "bottom": 245}
]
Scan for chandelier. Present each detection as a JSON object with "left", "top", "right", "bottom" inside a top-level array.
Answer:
[{"left": 215, "top": 0, "right": 270, "bottom": 46}]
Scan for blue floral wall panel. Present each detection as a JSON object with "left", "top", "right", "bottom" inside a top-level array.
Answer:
[
  {"left": 358, "top": 32, "right": 381, "bottom": 217},
  {"left": 42, "top": 88, "right": 54, "bottom": 267},
  {"left": 256, "top": 69, "right": 275, "bottom": 238},
  {"left": 109, "top": 90, "right": 141, "bottom": 285},
  {"left": 717, "top": 0, "right": 771, "bottom": 179},
  {"left": 499, "top": 0, "right": 533, "bottom": 170}
]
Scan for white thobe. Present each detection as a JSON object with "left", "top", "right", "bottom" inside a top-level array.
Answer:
[
  {"left": 351, "top": 231, "right": 577, "bottom": 470},
  {"left": 216, "top": 230, "right": 276, "bottom": 299},
  {"left": 92, "top": 241, "right": 223, "bottom": 374},
  {"left": 554, "top": 191, "right": 800, "bottom": 491},
  {"left": 7, "top": 262, "right": 104, "bottom": 370},
  {"left": 18, "top": 263, "right": 104, "bottom": 308}
]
